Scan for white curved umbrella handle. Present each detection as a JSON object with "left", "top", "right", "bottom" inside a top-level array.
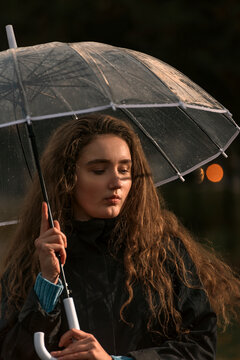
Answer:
[
  {"left": 34, "top": 297, "right": 80, "bottom": 359},
  {"left": 34, "top": 332, "right": 57, "bottom": 359}
]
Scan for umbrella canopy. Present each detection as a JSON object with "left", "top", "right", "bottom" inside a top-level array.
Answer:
[{"left": 0, "top": 40, "right": 239, "bottom": 226}]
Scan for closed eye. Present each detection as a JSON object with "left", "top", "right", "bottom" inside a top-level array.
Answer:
[
  {"left": 92, "top": 169, "right": 105, "bottom": 175},
  {"left": 119, "top": 168, "right": 130, "bottom": 174}
]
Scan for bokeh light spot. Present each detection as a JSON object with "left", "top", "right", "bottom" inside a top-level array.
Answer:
[{"left": 206, "top": 164, "right": 224, "bottom": 183}]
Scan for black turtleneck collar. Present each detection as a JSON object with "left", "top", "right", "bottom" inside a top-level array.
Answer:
[{"left": 66, "top": 217, "right": 118, "bottom": 254}]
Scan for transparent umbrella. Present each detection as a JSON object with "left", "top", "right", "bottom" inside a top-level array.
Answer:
[{"left": 0, "top": 27, "right": 239, "bottom": 227}]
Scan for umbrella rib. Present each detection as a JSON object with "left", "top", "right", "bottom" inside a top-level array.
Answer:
[
  {"left": 120, "top": 108, "right": 185, "bottom": 182},
  {"left": 116, "top": 102, "right": 229, "bottom": 114},
  {"left": 9, "top": 49, "right": 31, "bottom": 118},
  {"left": 0, "top": 105, "right": 114, "bottom": 128},
  {"left": 81, "top": 46, "right": 165, "bottom": 104},
  {"left": 0, "top": 59, "right": 29, "bottom": 108},
  {"left": 81, "top": 45, "right": 183, "bottom": 108},
  {"left": 153, "top": 145, "right": 238, "bottom": 187},
  {"left": 121, "top": 49, "right": 229, "bottom": 113},
  {"left": 178, "top": 106, "right": 238, "bottom": 158},
  {"left": 106, "top": 47, "right": 228, "bottom": 113},
  {"left": 222, "top": 112, "right": 240, "bottom": 131},
  {"left": 23, "top": 47, "right": 81, "bottom": 116},
  {"left": 5, "top": 62, "right": 34, "bottom": 181},
  {"left": 70, "top": 44, "right": 116, "bottom": 108},
  {"left": 16, "top": 45, "right": 102, "bottom": 106},
  {"left": 19, "top": 46, "right": 77, "bottom": 83},
  {"left": 121, "top": 49, "right": 182, "bottom": 103}
]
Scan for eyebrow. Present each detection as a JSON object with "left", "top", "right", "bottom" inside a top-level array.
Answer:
[{"left": 86, "top": 159, "right": 132, "bottom": 166}]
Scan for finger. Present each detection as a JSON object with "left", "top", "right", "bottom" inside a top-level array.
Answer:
[
  {"left": 35, "top": 233, "right": 64, "bottom": 253},
  {"left": 51, "top": 349, "right": 90, "bottom": 359},
  {"left": 40, "top": 231, "right": 66, "bottom": 245},
  {"left": 40, "top": 202, "right": 50, "bottom": 235},
  {"left": 51, "top": 341, "right": 93, "bottom": 358},
  {"left": 56, "top": 331, "right": 92, "bottom": 349},
  {"left": 54, "top": 220, "right": 60, "bottom": 231},
  {"left": 39, "top": 243, "right": 67, "bottom": 265},
  {"left": 53, "top": 223, "right": 67, "bottom": 248},
  {"left": 50, "top": 244, "right": 67, "bottom": 265},
  {"left": 36, "top": 228, "right": 66, "bottom": 247},
  {"left": 58, "top": 334, "right": 93, "bottom": 349},
  {"left": 43, "top": 225, "right": 67, "bottom": 248},
  {"left": 59, "top": 329, "right": 90, "bottom": 347}
]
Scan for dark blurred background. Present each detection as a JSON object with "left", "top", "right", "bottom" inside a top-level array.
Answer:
[{"left": 0, "top": 0, "right": 239, "bottom": 358}]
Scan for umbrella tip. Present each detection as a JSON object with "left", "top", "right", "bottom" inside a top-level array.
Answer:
[
  {"left": 179, "top": 101, "right": 187, "bottom": 110},
  {"left": 110, "top": 102, "right": 117, "bottom": 111},
  {"left": 5, "top": 24, "right": 18, "bottom": 49},
  {"left": 220, "top": 149, "right": 228, "bottom": 158},
  {"left": 178, "top": 173, "right": 185, "bottom": 182}
]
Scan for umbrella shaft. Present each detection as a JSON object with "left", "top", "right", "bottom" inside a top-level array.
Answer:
[
  {"left": 26, "top": 121, "right": 70, "bottom": 298},
  {"left": 26, "top": 122, "right": 54, "bottom": 226}
]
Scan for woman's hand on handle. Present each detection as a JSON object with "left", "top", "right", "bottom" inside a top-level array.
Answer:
[
  {"left": 35, "top": 202, "right": 67, "bottom": 284},
  {"left": 50, "top": 329, "right": 112, "bottom": 360}
]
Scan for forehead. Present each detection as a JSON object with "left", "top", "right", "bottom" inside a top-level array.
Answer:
[{"left": 79, "top": 134, "right": 131, "bottom": 161}]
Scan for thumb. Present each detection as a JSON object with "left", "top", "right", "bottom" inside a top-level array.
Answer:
[{"left": 40, "top": 202, "right": 50, "bottom": 234}]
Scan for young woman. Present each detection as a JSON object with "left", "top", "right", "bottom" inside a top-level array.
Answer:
[{"left": 0, "top": 114, "right": 239, "bottom": 360}]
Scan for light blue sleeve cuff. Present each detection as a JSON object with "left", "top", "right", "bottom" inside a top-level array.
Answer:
[
  {"left": 111, "top": 357, "right": 132, "bottom": 360},
  {"left": 34, "top": 272, "right": 64, "bottom": 313}
]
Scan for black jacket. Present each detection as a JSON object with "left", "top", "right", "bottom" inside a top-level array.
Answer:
[{"left": 0, "top": 218, "right": 217, "bottom": 359}]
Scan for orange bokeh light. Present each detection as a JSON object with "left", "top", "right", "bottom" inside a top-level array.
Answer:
[{"left": 206, "top": 164, "right": 224, "bottom": 183}]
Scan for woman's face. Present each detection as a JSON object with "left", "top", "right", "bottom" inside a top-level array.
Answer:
[{"left": 73, "top": 134, "right": 132, "bottom": 221}]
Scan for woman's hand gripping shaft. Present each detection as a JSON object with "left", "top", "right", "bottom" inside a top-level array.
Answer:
[{"left": 35, "top": 202, "right": 67, "bottom": 284}]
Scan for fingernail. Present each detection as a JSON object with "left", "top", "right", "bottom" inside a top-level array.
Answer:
[{"left": 51, "top": 351, "right": 60, "bottom": 356}]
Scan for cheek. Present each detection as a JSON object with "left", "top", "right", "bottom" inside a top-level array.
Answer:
[
  {"left": 75, "top": 177, "right": 104, "bottom": 202},
  {"left": 123, "top": 181, "right": 132, "bottom": 199}
]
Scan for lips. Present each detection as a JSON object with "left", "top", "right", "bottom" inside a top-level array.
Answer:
[
  {"left": 106, "top": 195, "right": 121, "bottom": 200},
  {"left": 104, "top": 195, "right": 121, "bottom": 204}
]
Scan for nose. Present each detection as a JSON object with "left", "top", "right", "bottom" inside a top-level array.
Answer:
[{"left": 108, "top": 173, "right": 122, "bottom": 190}]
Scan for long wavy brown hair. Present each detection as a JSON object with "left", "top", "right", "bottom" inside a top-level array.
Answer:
[{"left": 1, "top": 113, "right": 240, "bottom": 335}]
